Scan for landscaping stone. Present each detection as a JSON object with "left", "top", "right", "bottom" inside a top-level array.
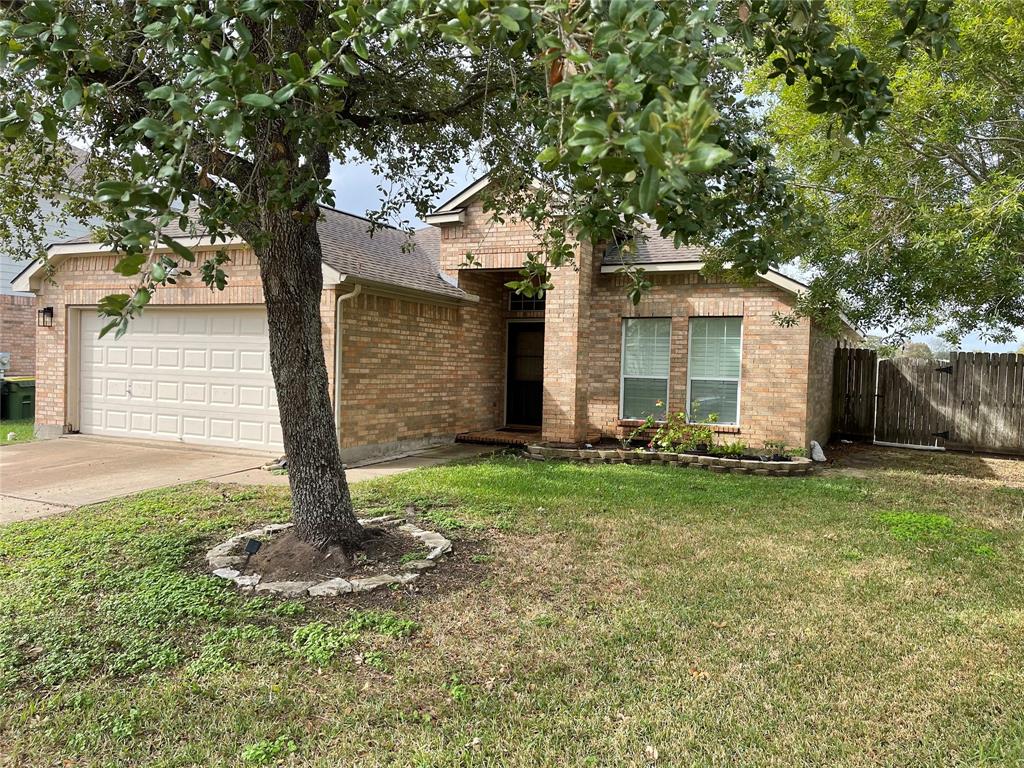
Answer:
[
  {"left": 308, "top": 578, "right": 354, "bottom": 597},
  {"left": 208, "top": 555, "right": 245, "bottom": 569},
  {"left": 349, "top": 574, "right": 407, "bottom": 592},
  {"left": 811, "top": 441, "right": 827, "bottom": 462},
  {"left": 402, "top": 559, "right": 437, "bottom": 571},
  {"left": 255, "top": 581, "right": 315, "bottom": 598},
  {"left": 207, "top": 517, "right": 452, "bottom": 599}
]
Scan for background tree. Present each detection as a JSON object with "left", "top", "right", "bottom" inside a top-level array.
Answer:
[
  {"left": 0, "top": 0, "right": 950, "bottom": 550},
  {"left": 901, "top": 341, "right": 934, "bottom": 359},
  {"left": 758, "top": 0, "right": 1023, "bottom": 345}
]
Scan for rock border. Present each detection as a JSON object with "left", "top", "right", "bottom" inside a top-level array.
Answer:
[
  {"left": 524, "top": 444, "right": 816, "bottom": 476},
  {"left": 205, "top": 515, "right": 452, "bottom": 597}
]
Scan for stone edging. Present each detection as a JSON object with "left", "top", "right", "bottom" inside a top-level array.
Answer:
[
  {"left": 205, "top": 516, "right": 452, "bottom": 597},
  {"left": 525, "top": 445, "right": 816, "bottom": 476}
]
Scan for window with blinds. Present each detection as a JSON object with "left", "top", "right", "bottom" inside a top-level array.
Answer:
[
  {"left": 688, "top": 317, "right": 742, "bottom": 424},
  {"left": 620, "top": 318, "right": 671, "bottom": 420}
]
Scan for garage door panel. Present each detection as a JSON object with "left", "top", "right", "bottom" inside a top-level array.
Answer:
[
  {"left": 156, "top": 348, "right": 180, "bottom": 368},
  {"left": 130, "top": 347, "right": 154, "bottom": 367},
  {"left": 182, "top": 349, "right": 207, "bottom": 369},
  {"left": 80, "top": 307, "right": 282, "bottom": 452}
]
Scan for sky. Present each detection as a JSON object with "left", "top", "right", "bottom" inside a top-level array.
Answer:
[{"left": 328, "top": 159, "right": 1024, "bottom": 354}]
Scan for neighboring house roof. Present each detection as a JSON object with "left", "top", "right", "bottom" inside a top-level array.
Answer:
[{"left": 13, "top": 206, "right": 469, "bottom": 303}]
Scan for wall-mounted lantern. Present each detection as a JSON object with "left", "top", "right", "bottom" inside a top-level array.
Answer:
[{"left": 37, "top": 306, "right": 54, "bottom": 327}]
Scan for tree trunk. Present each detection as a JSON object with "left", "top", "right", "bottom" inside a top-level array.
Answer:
[{"left": 253, "top": 211, "right": 365, "bottom": 549}]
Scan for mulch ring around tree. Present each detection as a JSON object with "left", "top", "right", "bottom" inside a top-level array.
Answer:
[{"left": 204, "top": 512, "right": 452, "bottom": 598}]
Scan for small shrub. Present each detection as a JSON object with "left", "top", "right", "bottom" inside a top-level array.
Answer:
[{"left": 648, "top": 411, "right": 719, "bottom": 452}]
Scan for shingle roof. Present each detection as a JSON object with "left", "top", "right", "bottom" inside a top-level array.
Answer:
[
  {"left": 316, "top": 208, "right": 463, "bottom": 300},
  {"left": 56, "top": 207, "right": 466, "bottom": 302},
  {"left": 601, "top": 223, "right": 705, "bottom": 266}
]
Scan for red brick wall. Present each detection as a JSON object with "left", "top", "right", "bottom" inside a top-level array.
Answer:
[
  {"left": 0, "top": 295, "right": 36, "bottom": 376},
  {"left": 338, "top": 290, "right": 464, "bottom": 457},
  {"left": 588, "top": 271, "right": 819, "bottom": 451}
]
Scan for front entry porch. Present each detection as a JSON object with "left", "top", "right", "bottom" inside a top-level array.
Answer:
[{"left": 455, "top": 425, "right": 541, "bottom": 448}]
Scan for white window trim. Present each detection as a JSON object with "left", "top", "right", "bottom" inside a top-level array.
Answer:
[
  {"left": 687, "top": 317, "right": 743, "bottom": 426},
  {"left": 619, "top": 317, "right": 671, "bottom": 420}
]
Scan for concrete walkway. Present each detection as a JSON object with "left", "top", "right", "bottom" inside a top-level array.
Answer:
[{"left": 0, "top": 436, "right": 494, "bottom": 525}]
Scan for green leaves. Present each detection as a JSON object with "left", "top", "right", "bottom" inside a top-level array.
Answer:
[
  {"left": 683, "top": 143, "right": 733, "bottom": 173},
  {"left": 61, "top": 78, "right": 82, "bottom": 109},
  {"left": 240, "top": 93, "right": 274, "bottom": 108},
  {"left": 638, "top": 167, "right": 659, "bottom": 210}
]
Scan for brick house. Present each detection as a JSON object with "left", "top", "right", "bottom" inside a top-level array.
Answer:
[{"left": 15, "top": 177, "right": 853, "bottom": 459}]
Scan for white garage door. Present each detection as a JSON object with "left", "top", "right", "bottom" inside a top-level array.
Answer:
[{"left": 79, "top": 307, "right": 283, "bottom": 452}]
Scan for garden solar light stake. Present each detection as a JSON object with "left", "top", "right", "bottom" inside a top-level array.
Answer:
[{"left": 243, "top": 539, "right": 262, "bottom": 567}]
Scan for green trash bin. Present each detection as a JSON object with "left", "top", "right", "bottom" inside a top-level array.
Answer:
[{"left": 1, "top": 377, "right": 35, "bottom": 420}]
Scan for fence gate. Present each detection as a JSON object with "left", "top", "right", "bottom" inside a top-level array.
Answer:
[
  {"left": 875, "top": 357, "right": 952, "bottom": 448},
  {"left": 832, "top": 348, "right": 877, "bottom": 440},
  {"left": 833, "top": 350, "right": 1024, "bottom": 455}
]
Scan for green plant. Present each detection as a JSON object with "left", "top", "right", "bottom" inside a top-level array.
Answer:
[
  {"left": 447, "top": 674, "right": 471, "bottom": 702},
  {"left": 649, "top": 411, "right": 717, "bottom": 453},
  {"left": 241, "top": 736, "right": 298, "bottom": 766},
  {"left": 622, "top": 414, "right": 657, "bottom": 450},
  {"left": 399, "top": 551, "right": 430, "bottom": 565},
  {"left": 290, "top": 622, "right": 357, "bottom": 666},
  {"left": 712, "top": 441, "right": 748, "bottom": 457}
]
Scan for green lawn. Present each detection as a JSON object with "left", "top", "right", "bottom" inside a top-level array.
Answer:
[
  {"left": 1, "top": 453, "right": 1022, "bottom": 766},
  {"left": 0, "top": 417, "right": 33, "bottom": 444}
]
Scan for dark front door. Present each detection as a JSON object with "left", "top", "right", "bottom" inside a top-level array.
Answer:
[{"left": 506, "top": 322, "right": 544, "bottom": 427}]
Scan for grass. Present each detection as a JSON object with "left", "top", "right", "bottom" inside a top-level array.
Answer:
[
  {"left": 0, "top": 417, "right": 33, "bottom": 444},
  {"left": 1, "top": 452, "right": 1023, "bottom": 766}
]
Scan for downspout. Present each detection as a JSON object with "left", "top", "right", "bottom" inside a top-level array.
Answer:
[{"left": 334, "top": 283, "right": 362, "bottom": 447}]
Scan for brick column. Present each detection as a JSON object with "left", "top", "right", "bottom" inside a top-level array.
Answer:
[{"left": 541, "top": 242, "right": 594, "bottom": 444}]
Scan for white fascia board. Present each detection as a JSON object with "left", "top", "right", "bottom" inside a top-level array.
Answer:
[
  {"left": 13, "top": 237, "right": 247, "bottom": 292},
  {"left": 421, "top": 210, "right": 466, "bottom": 224},
  {"left": 339, "top": 275, "right": 479, "bottom": 306},
  {"left": 429, "top": 174, "right": 492, "bottom": 214},
  {"left": 322, "top": 265, "right": 346, "bottom": 286},
  {"left": 600, "top": 261, "right": 703, "bottom": 274}
]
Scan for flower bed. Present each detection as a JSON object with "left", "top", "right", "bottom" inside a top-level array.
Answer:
[{"left": 524, "top": 444, "right": 816, "bottom": 476}]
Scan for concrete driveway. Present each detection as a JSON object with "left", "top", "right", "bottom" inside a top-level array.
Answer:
[
  {"left": 0, "top": 435, "right": 272, "bottom": 524},
  {"left": 0, "top": 436, "right": 495, "bottom": 525}
]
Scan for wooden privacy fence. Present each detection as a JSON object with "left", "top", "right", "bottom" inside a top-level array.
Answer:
[{"left": 833, "top": 349, "right": 1024, "bottom": 455}]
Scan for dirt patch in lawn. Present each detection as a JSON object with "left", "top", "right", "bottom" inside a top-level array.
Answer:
[
  {"left": 825, "top": 442, "right": 1024, "bottom": 487},
  {"left": 240, "top": 527, "right": 421, "bottom": 582}
]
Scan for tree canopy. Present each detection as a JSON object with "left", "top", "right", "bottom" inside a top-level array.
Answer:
[
  {"left": 759, "top": 0, "right": 1024, "bottom": 345},
  {"left": 0, "top": 0, "right": 954, "bottom": 546}
]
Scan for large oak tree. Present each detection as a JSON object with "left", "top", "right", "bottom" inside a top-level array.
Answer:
[{"left": 0, "top": 0, "right": 950, "bottom": 548}]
